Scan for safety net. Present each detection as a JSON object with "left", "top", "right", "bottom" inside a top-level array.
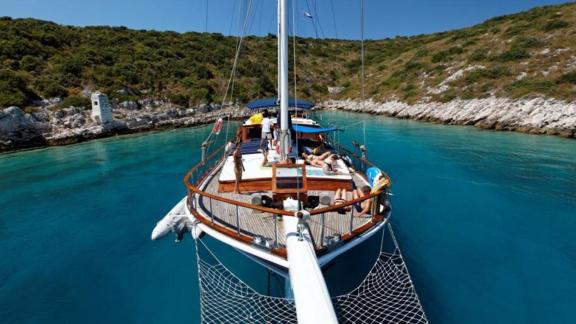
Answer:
[{"left": 195, "top": 223, "right": 428, "bottom": 323}]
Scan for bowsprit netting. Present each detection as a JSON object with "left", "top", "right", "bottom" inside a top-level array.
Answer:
[
  {"left": 196, "top": 241, "right": 297, "bottom": 323},
  {"left": 195, "top": 223, "right": 427, "bottom": 323},
  {"left": 333, "top": 253, "right": 428, "bottom": 323},
  {"left": 332, "top": 223, "right": 428, "bottom": 324}
]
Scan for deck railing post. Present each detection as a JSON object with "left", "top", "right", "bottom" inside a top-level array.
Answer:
[
  {"left": 320, "top": 213, "right": 325, "bottom": 247},
  {"left": 349, "top": 206, "right": 354, "bottom": 233},
  {"left": 235, "top": 205, "right": 240, "bottom": 235},
  {"left": 209, "top": 197, "right": 214, "bottom": 223},
  {"left": 274, "top": 215, "right": 278, "bottom": 247}
]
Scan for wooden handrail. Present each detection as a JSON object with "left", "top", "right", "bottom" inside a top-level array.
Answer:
[
  {"left": 184, "top": 143, "right": 389, "bottom": 218},
  {"left": 308, "top": 191, "right": 381, "bottom": 215},
  {"left": 186, "top": 177, "right": 295, "bottom": 216}
]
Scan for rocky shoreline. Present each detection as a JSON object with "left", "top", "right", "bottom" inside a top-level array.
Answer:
[
  {"left": 2, "top": 97, "right": 575, "bottom": 153},
  {"left": 319, "top": 98, "right": 576, "bottom": 138},
  {"left": 0, "top": 105, "right": 250, "bottom": 153}
]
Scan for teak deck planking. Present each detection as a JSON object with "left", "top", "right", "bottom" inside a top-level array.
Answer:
[{"left": 197, "top": 168, "right": 372, "bottom": 249}]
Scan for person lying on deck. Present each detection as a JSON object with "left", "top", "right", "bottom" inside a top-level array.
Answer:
[
  {"left": 310, "top": 134, "right": 328, "bottom": 155},
  {"left": 352, "top": 186, "right": 372, "bottom": 217},
  {"left": 302, "top": 151, "right": 331, "bottom": 167},
  {"left": 261, "top": 148, "right": 296, "bottom": 167},
  {"left": 322, "top": 154, "right": 346, "bottom": 175},
  {"left": 332, "top": 188, "right": 351, "bottom": 214}
]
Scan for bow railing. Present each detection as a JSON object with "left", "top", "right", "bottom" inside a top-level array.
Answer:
[{"left": 184, "top": 142, "right": 391, "bottom": 253}]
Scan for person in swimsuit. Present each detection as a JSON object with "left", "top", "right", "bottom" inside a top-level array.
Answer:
[
  {"left": 332, "top": 188, "right": 351, "bottom": 214},
  {"left": 352, "top": 185, "right": 372, "bottom": 217},
  {"left": 302, "top": 151, "right": 332, "bottom": 167},
  {"left": 322, "top": 154, "right": 344, "bottom": 175},
  {"left": 262, "top": 148, "right": 296, "bottom": 167},
  {"left": 233, "top": 146, "right": 245, "bottom": 194}
]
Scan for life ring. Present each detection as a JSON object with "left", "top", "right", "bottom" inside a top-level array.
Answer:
[{"left": 212, "top": 118, "right": 223, "bottom": 135}]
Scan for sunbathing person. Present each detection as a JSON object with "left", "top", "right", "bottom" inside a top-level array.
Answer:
[
  {"left": 322, "top": 154, "right": 345, "bottom": 175},
  {"left": 352, "top": 185, "right": 372, "bottom": 217},
  {"left": 262, "top": 148, "right": 296, "bottom": 167},
  {"left": 302, "top": 151, "right": 331, "bottom": 167},
  {"left": 332, "top": 188, "right": 351, "bottom": 214}
]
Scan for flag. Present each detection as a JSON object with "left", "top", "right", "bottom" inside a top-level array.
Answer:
[{"left": 304, "top": 11, "right": 313, "bottom": 19}]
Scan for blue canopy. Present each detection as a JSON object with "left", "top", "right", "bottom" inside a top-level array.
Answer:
[
  {"left": 292, "top": 124, "right": 341, "bottom": 134},
  {"left": 246, "top": 97, "right": 315, "bottom": 110}
]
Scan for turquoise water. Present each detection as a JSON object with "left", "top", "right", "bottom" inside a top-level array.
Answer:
[{"left": 1, "top": 111, "right": 575, "bottom": 323}]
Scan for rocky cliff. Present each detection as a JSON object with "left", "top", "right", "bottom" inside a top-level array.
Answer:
[
  {"left": 0, "top": 105, "right": 249, "bottom": 152},
  {"left": 320, "top": 98, "right": 576, "bottom": 138}
]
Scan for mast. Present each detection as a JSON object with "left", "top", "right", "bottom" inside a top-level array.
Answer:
[
  {"left": 277, "top": 0, "right": 281, "bottom": 100},
  {"left": 279, "top": 0, "right": 290, "bottom": 160},
  {"left": 278, "top": 1, "right": 337, "bottom": 322}
]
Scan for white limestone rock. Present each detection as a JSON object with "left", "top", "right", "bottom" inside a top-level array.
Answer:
[{"left": 320, "top": 97, "right": 576, "bottom": 138}]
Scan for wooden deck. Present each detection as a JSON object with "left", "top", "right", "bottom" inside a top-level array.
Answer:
[{"left": 195, "top": 167, "right": 373, "bottom": 249}]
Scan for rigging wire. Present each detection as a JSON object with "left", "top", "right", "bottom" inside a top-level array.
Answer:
[
  {"left": 360, "top": 0, "right": 365, "bottom": 103},
  {"left": 312, "top": 0, "right": 325, "bottom": 38},
  {"left": 246, "top": 0, "right": 259, "bottom": 34},
  {"left": 204, "top": 0, "right": 209, "bottom": 33},
  {"left": 329, "top": 0, "right": 338, "bottom": 39},
  {"left": 360, "top": 0, "right": 366, "bottom": 147},
  {"left": 303, "top": 0, "right": 318, "bottom": 38},
  {"left": 256, "top": 0, "right": 264, "bottom": 35},
  {"left": 225, "top": 0, "right": 243, "bottom": 145},
  {"left": 227, "top": 0, "right": 238, "bottom": 35},
  {"left": 204, "top": 0, "right": 255, "bottom": 154},
  {"left": 291, "top": 0, "right": 301, "bottom": 204}
]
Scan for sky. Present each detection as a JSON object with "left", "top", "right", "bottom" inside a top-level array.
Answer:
[{"left": 1, "top": 0, "right": 573, "bottom": 39}]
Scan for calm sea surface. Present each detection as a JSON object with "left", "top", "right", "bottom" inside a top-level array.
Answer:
[{"left": 1, "top": 111, "right": 575, "bottom": 323}]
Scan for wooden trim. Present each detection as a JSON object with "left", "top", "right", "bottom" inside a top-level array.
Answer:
[
  {"left": 218, "top": 180, "right": 272, "bottom": 193},
  {"left": 189, "top": 183, "right": 294, "bottom": 216},
  {"left": 182, "top": 142, "right": 392, "bottom": 260},
  {"left": 309, "top": 191, "right": 380, "bottom": 215},
  {"left": 184, "top": 143, "right": 386, "bottom": 218},
  {"left": 218, "top": 178, "right": 352, "bottom": 193},
  {"left": 307, "top": 179, "right": 352, "bottom": 191},
  {"left": 272, "top": 163, "right": 308, "bottom": 194},
  {"left": 241, "top": 124, "right": 263, "bottom": 142},
  {"left": 192, "top": 195, "right": 384, "bottom": 259}
]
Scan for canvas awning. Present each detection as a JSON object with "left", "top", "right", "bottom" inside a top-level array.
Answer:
[
  {"left": 292, "top": 124, "right": 341, "bottom": 134},
  {"left": 246, "top": 97, "right": 315, "bottom": 110}
]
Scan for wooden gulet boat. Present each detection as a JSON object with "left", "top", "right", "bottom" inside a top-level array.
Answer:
[{"left": 151, "top": 1, "right": 427, "bottom": 323}]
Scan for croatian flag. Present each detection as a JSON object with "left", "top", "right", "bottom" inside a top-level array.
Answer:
[{"left": 304, "top": 11, "right": 313, "bottom": 19}]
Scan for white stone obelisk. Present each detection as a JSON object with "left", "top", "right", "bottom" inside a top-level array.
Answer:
[{"left": 90, "top": 92, "right": 113, "bottom": 130}]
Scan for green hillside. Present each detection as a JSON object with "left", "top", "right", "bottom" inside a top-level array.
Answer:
[{"left": 1, "top": 2, "right": 575, "bottom": 109}]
